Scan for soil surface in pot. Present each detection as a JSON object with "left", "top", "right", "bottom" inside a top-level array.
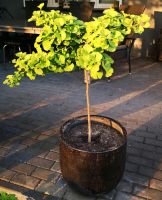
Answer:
[{"left": 63, "top": 122, "right": 125, "bottom": 152}]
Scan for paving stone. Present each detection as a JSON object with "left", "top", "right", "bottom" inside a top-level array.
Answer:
[
  {"left": 13, "top": 147, "right": 44, "bottom": 162},
  {"left": 154, "top": 162, "right": 162, "bottom": 170},
  {"left": 32, "top": 168, "right": 59, "bottom": 182},
  {"left": 128, "top": 135, "right": 144, "bottom": 143},
  {"left": 38, "top": 151, "right": 49, "bottom": 158},
  {"left": 0, "top": 148, "right": 10, "bottom": 157},
  {"left": 36, "top": 176, "right": 67, "bottom": 198},
  {"left": 127, "top": 146, "right": 141, "bottom": 156},
  {"left": 7, "top": 145, "right": 27, "bottom": 155},
  {"left": 116, "top": 180, "right": 133, "bottom": 193},
  {"left": 115, "top": 192, "right": 145, "bottom": 200},
  {"left": 157, "top": 135, "right": 162, "bottom": 141},
  {"left": 125, "top": 162, "right": 138, "bottom": 172},
  {"left": 10, "top": 173, "right": 40, "bottom": 190},
  {"left": 133, "top": 185, "right": 162, "bottom": 200},
  {"left": 41, "top": 130, "right": 57, "bottom": 136},
  {"left": 51, "top": 162, "right": 61, "bottom": 173},
  {"left": 127, "top": 155, "right": 154, "bottom": 168},
  {"left": 46, "top": 152, "right": 60, "bottom": 162},
  {"left": 128, "top": 141, "right": 156, "bottom": 152},
  {"left": 50, "top": 146, "right": 59, "bottom": 153},
  {"left": 1, "top": 141, "right": 26, "bottom": 152},
  {"left": 27, "top": 157, "right": 54, "bottom": 169},
  {"left": 38, "top": 142, "right": 59, "bottom": 152},
  {"left": 139, "top": 166, "right": 162, "bottom": 180},
  {"left": 150, "top": 179, "right": 162, "bottom": 191},
  {"left": 64, "top": 186, "right": 95, "bottom": 200},
  {"left": 37, "top": 134, "right": 50, "bottom": 141},
  {"left": 145, "top": 138, "right": 162, "bottom": 148},
  {"left": 0, "top": 158, "right": 20, "bottom": 170},
  {"left": 19, "top": 137, "right": 37, "bottom": 146},
  {"left": 142, "top": 151, "right": 162, "bottom": 161},
  {"left": 147, "top": 125, "right": 162, "bottom": 133},
  {"left": 96, "top": 190, "right": 116, "bottom": 200},
  {"left": 21, "top": 131, "right": 40, "bottom": 139},
  {"left": 0, "top": 61, "right": 162, "bottom": 199},
  {"left": 156, "top": 147, "right": 162, "bottom": 154},
  {"left": 123, "top": 172, "right": 149, "bottom": 186},
  {"left": 44, "top": 136, "right": 59, "bottom": 145},
  {"left": 0, "top": 168, "right": 16, "bottom": 182},
  {"left": 134, "top": 131, "right": 156, "bottom": 139},
  {"left": 44, "top": 196, "right": 61, "bottom": 200},
  {"left": 12, "top": 163, "right": 36, "bottom": 175}
]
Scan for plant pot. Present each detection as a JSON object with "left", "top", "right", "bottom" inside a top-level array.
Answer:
[
  {"left": 60, "top": 115, "right": 127, "bottom": 194},
  {"left": 69, "top": 1, "right": 95, "bottom": 22},
  {"left": 25, "top": 0, "right": 47, "bottom": 21}
]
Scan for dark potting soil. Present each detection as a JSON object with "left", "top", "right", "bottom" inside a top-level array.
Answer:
[{"left": 63, "top": 122, "right": 125, "bottom": 152}]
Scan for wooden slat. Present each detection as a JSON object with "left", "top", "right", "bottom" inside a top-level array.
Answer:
[{"left": 0, "top": 25, "right": 42, "bottom": 34}]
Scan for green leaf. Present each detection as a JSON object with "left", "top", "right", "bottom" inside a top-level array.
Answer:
[
  {"left": 60, "top": 31, "right": 66, "bottom": 40},
  {"left": 95, "top": 52, "right": 102, "bottom": 62},
  {"left": 84, "top": 44, "right": 93, "bottom": 53},
  {"left": 54, "top": 18, "right": 65, "bottom": 26},
  {"left": 37, "top": 3, "right": 44, "bottom": 10},
  {"left": 59, "top": 55, "right": 65, "bottom": 64},
  {"left": 34, "top": 68, "right": 44, "bottom": 75},
  {"left": 143, "top": 22, "right": 150, "bottom": 28},
  {"left": 106, "top": 67, "right": 114, "bottom": 77},
  {"left": 27, "top": 72, "right": 36, "bottom": 80},
  {"left": 64, "top": 64, "right": 74, "bottom": 72},
  {"left": 0, "top": 192, "right": 18, "bottom": 200},
  {"left": 90, "top": 69, "right": 103, "bottom": 79},
  {"left": 36, "top": 36, "right": 42, "bottom": 43},
  {"left": 42, "top": 40, "right": 53, "bottom": 51},
  {"left": 3, "top": 6, "right": 150, "bottom": 86}
]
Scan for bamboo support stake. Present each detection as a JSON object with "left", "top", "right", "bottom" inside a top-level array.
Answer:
[{"left": 84, "top": 70, "right": 92, "bottom": 143}]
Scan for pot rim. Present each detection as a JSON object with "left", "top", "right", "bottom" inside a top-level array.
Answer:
[{"left": 60, "top": 115, "right": 127, "bottom": 154}]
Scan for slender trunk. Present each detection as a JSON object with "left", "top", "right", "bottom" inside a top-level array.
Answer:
[{"left": 84, "top": 70, "right": 91, "bottom": 143}]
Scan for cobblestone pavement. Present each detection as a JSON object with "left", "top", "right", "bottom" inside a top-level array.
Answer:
[{"left": 0, "top": 59, "right": 162, "bottom": 200}]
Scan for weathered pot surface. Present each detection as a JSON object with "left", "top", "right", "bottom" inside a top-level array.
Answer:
[{"left": 60, "top": 115, "right": 127, "bottom": 194}]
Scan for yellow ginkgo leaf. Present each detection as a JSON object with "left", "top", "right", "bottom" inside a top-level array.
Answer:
[{"left": 37, "top": 3, "right": 44, "bottom": 10}]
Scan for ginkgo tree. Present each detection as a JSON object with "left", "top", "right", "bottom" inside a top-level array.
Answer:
[{"left": 4, "top": 3, "right": 150, "bottom": 143}]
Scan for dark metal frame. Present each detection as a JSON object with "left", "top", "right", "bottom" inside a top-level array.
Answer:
[
  {"left": 0, "top": 7, "right": 14, "bottom": 19},
  {"left": 157, "top": 28, "right": 162, "bottom": 62},
  {"left": 120, "top": 36, "right": 136, "bottom": 74}
]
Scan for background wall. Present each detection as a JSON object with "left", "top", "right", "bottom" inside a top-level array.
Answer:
[
  {"left": 0, "top": 0, "right": 25, "bottom": 21},
  {"left": 127, "top": 0, "right": 162, "bottom": 58}
]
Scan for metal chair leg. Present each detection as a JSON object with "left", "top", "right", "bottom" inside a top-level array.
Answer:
[
  {"left": 28, "top": 44, "right": 32, "bottom": 53},
  {"left": 127, "top": 38, "right": 135, "bottom": 75},
  {"left": 3, "top": 44, "right": 8, "bottom": 67}
]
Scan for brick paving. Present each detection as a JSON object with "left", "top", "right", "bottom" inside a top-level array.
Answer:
[{"left": 0, "top": 59, "right": 162, "bottom": 199}]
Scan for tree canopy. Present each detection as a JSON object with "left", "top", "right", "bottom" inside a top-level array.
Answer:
[{"left": 4, "top": 3, "right": 150, "bottom": 87}]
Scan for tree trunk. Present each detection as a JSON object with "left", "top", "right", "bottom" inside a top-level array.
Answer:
[{"left": 84, "top": 70, "right": 91, "bottom": 143}]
